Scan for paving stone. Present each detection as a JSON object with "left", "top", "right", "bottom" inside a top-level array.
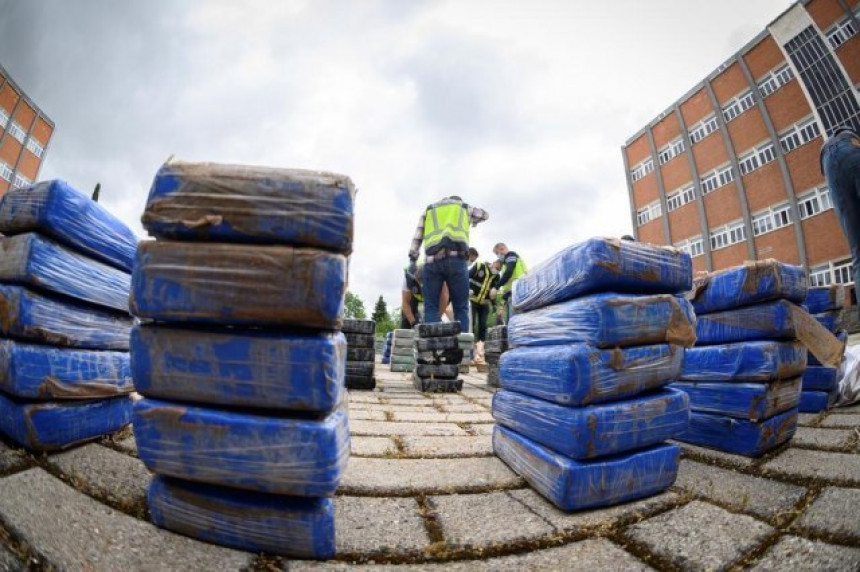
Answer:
[
  {"left": 349, "top": 410, "right": 389, "bottom": 421},
  {"left": 819, "top": 414, "right": 860, "bottom": 428},
  {"left": 750, "top": 535, "right": 860, "bottom": 571},
  {"left": 347, "top": 394, "right": 384, "bottom": 404},
  {"left": 0, "top": 469, "right": 252, "bottom": 570},
  {"left": 350, "top": 437, "right": 397, "bottom": 457},
  {"left": 763, "top": 449, "right": 860, "bottom": 485},
  {"left": 440, "top": 403, "right": 490, "bottom": 413},
  {"left": 793, "top": 487, "right": 860, "bottom": 541},
  {"left": 339, "top": 457, "right": 523, "bottom": 495},
  {"left": 0, "top": 440, "right": 30, "bottom": 475},
  {"left": 399, "top": 435, "right": 492, "bottom": 458},
  {"left": 47, "top": 444, "right": 151, "bottom": 515},
  {"left": 112, "top": 435, "right": 138, "bottom": 456},
  {"left": 335, "top": 497, "right": 429, "bottom": 554},
  {"left": 791, "top": 427, "right": 855, "bottom": 450},
  {"left": 832, "top": 402, "right": 860, "bottom": 414},
  {"left": 508, "top": 488, "right": 678, "bottom": 531},
  {"left": 0, "top": 545, "right": 24, "bottom": 572},
  {"left": 625, "top": 501, "right": 774, "bottom": 571},
  {"left": 350, "top": 421, "right": 468, "bottom": 437},
  {"left": 386, "top": 406, "right": 442, "bottom": 415},
  {"left": 797, "top": 413, "right": 823, "bottom": 427},
  {"left": 287, "top": 538, "right": 649, "bottom": 570},
  {"left": 428, "top": 491, "right": 554, "bottom": 548},
  {"left": 467, "top": 423, "right": 496, "bottom": 436},
  {"left": 672, "top": 440, "right": 756, "bottom": 469},
  {"left": 390, "top": 411, "right": 494, "bottom": 423},
  {"left": 672, "top": 459, "right": 806, "bottom": 519}
]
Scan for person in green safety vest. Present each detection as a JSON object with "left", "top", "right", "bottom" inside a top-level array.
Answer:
[
  {"left": 401, "top": 262, "right": 451, "bottom": 328},
  {"left": 408, "top": 196, "right": 489, "bottom": 333},
  {"left": 468, "top": 247, "right": 497, "bottom": 344},
  {"left": 491, "top": 242, "right": 527, "bottom": 323}
]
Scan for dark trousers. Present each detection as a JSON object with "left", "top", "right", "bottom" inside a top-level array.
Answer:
[
  {"left": 471, "top": 301, "right": 490, "bottom": 342},
  {"left": 424, "top": 256, "right": 470, "bottom": 333},
  {"left": 400, "top": 297, "right": 421, "bottom": 329},
  {"left": 822, "top": 135, "right": 860, "bottom": 288}
]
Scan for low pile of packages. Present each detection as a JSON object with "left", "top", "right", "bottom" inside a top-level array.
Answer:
[
  {"left": 343, "top": 319, "right": 376, "bottom": 390},
  {"left": 412, "top": 322, "right": 464, "bottom": 393},
  {"left": 800, "top": 285, "right": 847, "bottom": 412},
  {"left": 389, "top": 329, "right": 415, "bottom": 372}
]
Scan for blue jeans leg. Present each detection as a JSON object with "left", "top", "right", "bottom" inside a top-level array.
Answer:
[
  {"left": 823, "top": 141, "right": 860, "bottom": 285},
  {"left": 423, "top": 261, "right": 444, "bottom": 324},
  {"left": 447, "top": 257, "right": 471, "bottom": 334}
]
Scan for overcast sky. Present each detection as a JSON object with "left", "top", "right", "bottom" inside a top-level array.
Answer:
[{"left": 1, "top": 0, "right": 793, "bottom": 311}]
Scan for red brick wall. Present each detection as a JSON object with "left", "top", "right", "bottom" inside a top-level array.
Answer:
[
  {"left": 712, "top": 63, "right": 748, "bottom": 103},
  {"left": 0, "top": 84, "right": 19, "bottom": 114},
  {"left": 668, "top": 201, "right": 701, "bottom": 243},
  {"left": 835, "top": 36, "right": 860, "bottom": 85},
  {"left": 803, "top": 210, "right": 851, "bottom": 265},
  {"left": 680, "top": 89, "right": 714, "bottom": 127},
  {"left": 727, "top": 108, "right": 770, "bottom": 155},
  {"left": 743, "top": 36, "right": 785, "bottom": 79},
  {"left": 712, "top": 242, "right": 748, "bottom": 268},
  {"left": 692, "top": 132, "right": 729, "bottom": 173},
  {"left": 633, "top": 174, "right": 659, "bottom": 209},
  {"left": 661, "top": 156, "right": 692, "bottom": 191},
  {"left": 703, "top": 185, "right": 743, "bottom": 227},
  {"left": 764, "top": 80, "right": 814, "bottom": 132},
  {"left": 744, "top": 162, "right": 787, "bottom": 213},
  {"left": 652, "top": 114, "right": 681, "bottom": 149},
  {"left": 785, "top": 136, "right": 825, "bottom": 193},
  {"left": 754, "top": 226, "right": 801, "bottom": 265},
  {"left": 807, "top": 0, "right": 847, "bottom": 30},
  {"left": 0, "top": 138, "right": 21, "bottom": 167},
  {"left": 625, "top": 135, "right": 650, "bottom": 167},
  {"left": 638, "top": 218, "right": 665, "bottom": 245},
  {"left": 692, "top": 256, "right": 708, "bottom": 273}
]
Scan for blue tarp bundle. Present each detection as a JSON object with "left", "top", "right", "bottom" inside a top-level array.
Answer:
[
  {"left": 133, "top": 398, "right": 350, "bottom": 496},
  {"left": 680, "top": 341, "right": 807, "bottom": 382},
  {"left": 512, "top": 238, "right": 692, "bottom": 312},
  {"left": 0, "top": 284, "right": 132, "bottom": 350},
  {"left": 803, "top": 285, "right": 845, "bottom": 314},
  {"left": 492, "top": 388, "right": 689, "bottom": 459},
  {"left": 695, "top": 300, "right": 799, "bottom": 345},
  {"left": 148, "top": 476, "right": 336, "bottom": 558},
  {"left": 0, "top": 180, "right": 138, "bottom": 272},
  {"left": 801, "top": 366, "right": 838, "bottom": 392},
  {"left": 142, "top": 160, "right": 356, "bottom": 254},
  {"left": 812, "top": 311, "right": 840, "bottom": 333},
  {"left": 493, "top": 425, "right": 680, "bottom": 511},
  {"left": 499, "top": 343, "right": 682, "bottom": 406},
  {"left": 678, "top": 408, "right": 797, "bottom": 457},
  {"left": 668, "top": 378, "right": 801, "bottom": 422},
  {"left": 690, "top": 260, "right": 807, "bottom": 315},
  {"left": 131, "top": 325, "right": 345, "bottom": 413},
  {"left": 0, "top": 392, "right": 131, "bottom": 451},
  {"left": 130, "top": 241, "right": 347, "bottom": 329},
  {"left": 508, "top": 293, "right": 696, "bottom": 349},
  {"left": 0, "top": 232, "right": 131, "bottom": 312},
  {"left": 0, "top": 339, "right": 131, "bottom": 399},
  {"left": 798, "top": 390, "right": 837, "bottom": 413}
]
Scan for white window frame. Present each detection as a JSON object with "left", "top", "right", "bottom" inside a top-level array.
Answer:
[
  {"left": 666, "top": 185, "right": 696, "bottom": 211},
  {"left": 809, "top": 264, "right": 832, "bottom": 287},
  {"left": 690, "top": 114, "right": 718, "bottom": 144},
  {"left": 630, "top": 157, "right": 655, "bottom": 183},
  {"left": 710, "top": 221, "right": 746, "bottom": 251},
  {"left": 636, "top": 201, "right": 662, "bottom": 226},
  {"left": 12, "top": 174, "right": 30, "bottom": 189},
  {"left": 826, "top": 15, "right": 857, "bottom": 49},
  {"left": 833, "top": 259, "right": 854, "bottom": 284},
  {"left": 722, "top": 90, "right": 755, "bottom": 123},
  {"left": 8, "top": 122, "right": 26, "bottom": 144},
  {"left": 25, "top": 138, "right": 44, "bottom": 158},
  {"left": 675, "top": 236, "right": 705, "bottom": 258},
  {"left": 797, "top": 186, "right": 833, "bottom": 219},
  {"left": 0, "top": 162, "right": 12, "bottom": 182},
  {"left": 657, "top": 138, "right": 685, "bottom": 165},
  {"left": 757, "top": 64, "right": 795, "bottom": 98},
  {"left": 752, "top": 203, "right": 792, "bottom": 237},
  {"left": 0, "top": 108, "right": 8, "bottom": 129},
  {"left": 779, "top": 116, "right": 821, "bottom": 154},
  {"left": 739, "top": 141, "right": 777, "bottom": 175},
  {"left": 700, "top": 165, "right": 733, "bottom": 195}
]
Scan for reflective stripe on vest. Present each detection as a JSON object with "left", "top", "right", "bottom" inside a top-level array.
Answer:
[
  {"left": 498, "top": 257, "right": 527, "bottom": 295},
  {"left": 423, "top": 200, "right": 469, "bottom": 250},
  {"left": 470, "top": 262, "right": 494, "bottom": 304},
  {"left": 404, "top": 268, "right": 424, "bottom": 303}
]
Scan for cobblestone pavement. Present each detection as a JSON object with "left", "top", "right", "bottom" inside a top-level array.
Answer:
[{"left": 1, "top": 367, "right": 859, "bottom": 571}]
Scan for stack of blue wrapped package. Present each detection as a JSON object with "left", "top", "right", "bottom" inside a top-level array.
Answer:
[
  {"left": 672, "top": 260, "right": 812, "bottom": 457},
  {"left": 343, "top": 319, "right": 376, "bottom": 390},
  {"left": 494, "top": 238, "right": 696, "bottom": 511},
  {"left": 129, "top": 160, "right": 354, "bottom": 558},
  {"left": 800, "top": 285, "right": 847, "bottom": 412},
  {"left": 381, "top": 331, "right": 393, "bottom": 365},
  {"left": 0, "top": 181, "right": 137, "bottom": 451}
]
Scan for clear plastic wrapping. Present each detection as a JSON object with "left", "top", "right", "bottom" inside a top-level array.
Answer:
[
  {"left": 0, "top": 232, "right": 132, "bottom": 313},
  {"left": 801, "top": 366, "right": 838, "bottom": 392},
  {"left": 0, "top": 393, "right": 131, "bottom": 451},
  {"left": 812, "top": 311, "right": 841, "bottom": 333},
  {"left": 499, "top": 343, "right": 682, "bottom": 406},
  {"left": 680, "top": 341, "right": 807, "bottom": 382},
  {"left": 690, "top": 260, "right": 807, "bottom": 315},
  {"left": 803, "top": 285, "right": 845, "bottom": 314},
  {"left": 695, "top": 300, "right": 797, "bottom": 345},
  {"left": 0, "top": 339, "right": 132, "bottom": 399},
  {"left": 798, "top": 390, "right": 837, "bottom": 413},
  {"left": 131, "top": 325, "right": 345, "bottom": 412},
  {"left": 493, "top": 425, "right": 680, "bottom": 511},
  {"left": 0, "top": 180, "right": 139, "bottom": 272},
  {"left": 133, "top": 398, "right": 349, "bottom": 496},
  {"left": 142, "top": 160, "right": 356, "bottom": 254},
  {"left": 491, "top": 388, "right": 689, "bottom": 459},
  {"left": 676, "top": 408, "right": 797, "bottom": 457},
  {"left": 0, "top": 284, "right": 133, "bottom": 350},
  {"left": 508, "top": 293, "right": 697, "bottom": 349},
  {"left": 669, "top": 378, "right": 801, "bottom": 422},
  {"left": 130, "top": 240, "right": 347, "bottom": 329},
  {"left": 148, "top": 476, "right": 335, "bottom": 558},
  {"left": 513, "top": 238, "right": 692, "bottom": 312}
]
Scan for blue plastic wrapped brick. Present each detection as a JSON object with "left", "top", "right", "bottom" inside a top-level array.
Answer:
[
  {"left": 695, "top": 300, "right": 798, "bottom": 345},
  {"left": 492, "top": 388, "right": 689, "bottom": 459},
  {"left": 0, "top": 284, "right": 132, "bottom": 350},
  {"left": 512, "top": 238, "right": 692, "bottom": 312},
  {"left": 680, "top": 341, "right": 807, "bottom": 382},
  {"left": 131, "top": 324, "right": 345, "bottom": 412},
  {"left": 148, "top": 476, "right": 335, "bottom": 558},
  {"left": 801, "top": 366, "right": 838, "bottom": 392},
  {"left": 0, "top": 180, "right": 138, "bottom": 272},
  {"left": 812, "top": 311, "right": 840, "bottom": 333},
  {"left": 0, "top": 393, "right": 131, "bottom": 451},
  {"left": 798, "top": 390, "right": 837, "bottom": 413},
  {"left": 508, "top": 293, "right": 696, "bottom": 349},
  {"left": 690, "top": 260, "right": 807, "bottom": 315},
  {"left": 809, "top": 331, "right": 847, "bottom": 366},
  {"left": 130, "top": 241, "right": 346, "bottom": 329},
  {"left": 803, "top": 285, "right": 845, "bottom": 314},
  {"left": 142, "top": 160, "right": 356, "bottom": 254},
  {"left": 499, "top": 343, "right": 681, "bottom": 406},
  {"left": 669, "top": 378, "right": 800, "bottom": 421},
  {"left": 676, "top": 408, "right": 797, "bottom": 457},
  {"left": 0, "top": 233, "right": 131, "bottom": 312},
  {"left": 493, "top": 425, "right": 680, "bottom": 511},
  {"left": 0, "top": 339, "right": 132, "bottom": 399},
  {"left": 133, "top": 398, "right": 349, "bottom": 496}
]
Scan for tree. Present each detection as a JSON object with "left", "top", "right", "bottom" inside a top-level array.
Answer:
[
  {"left": 372, "top": 295, "right": 397, "bottom": 336},
  {"left": 344, "top": 291, "right": 367, "bottom": 320}
]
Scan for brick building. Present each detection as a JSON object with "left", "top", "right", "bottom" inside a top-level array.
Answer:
[
  {"left": 623, "top": 0, "right": 859, "bottom": 296},
  {"left": 0, "top": 63, "right": 53, "bottom": 196}
]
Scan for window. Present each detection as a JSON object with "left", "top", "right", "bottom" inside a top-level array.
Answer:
[
  {"left": 810, "top": 259, "right": 855, "bottom": 286},
  {"left": 0, "top": 108, "right": 8, "bottom": 129},
  {"left": 809, "top": 264, "right": 832, "bottom": 287},
  {"left": 700, "top": 165, "right": 733, "bottom": 194},
  {"left": 8, "top": 122, "right": 26, "bottom": 144},
  {"left": 757, "top": 64, "right": 795, "bottom": 98},
  {"left": 12, "top": 174, "right": 30, "bottom": 189},
  {"left": 0, "top": 162, "right": 12, "bottom": 182},
  {"left": 25, "top": 138, "right": 44, "bottom": 158},
  {"left": 827, "top": 16, "right": 857, "bottom": 49},
  {"left": 722, "top": 90, "right": 755, "bottom": 123},
  {"left": 658, "top": 138, "right": 685, "bottom": 165},
  {"left": 689, "top": 115, "right": 718, "bottom": 144},
  {"left": 630, "top": 158, "right": 654, "bottom": 182},
  {"left": 710, "top": 221, "right": 746, "bottom": 251},
  {"left": 636, "top": 201, "right": 662, "bottom": 226},
  {"left": 752, "top": 203, "right": 792, "bottom": 237},
  {"left": 675, "top": 236, "right": 705, "bottom": 258},
  {"left": 833, "top": 259, "right": 854, "bottom": 284},
  {"left": 667, "top": 185, "right": 696, "bottom": 211},
  {"left": 779, "top": 117, "right": 821, "bottom": 153},
  {"left": 739, "top": 142, "right": 777, "bottom": 175},
  {"left": 797, "top": 186, "right": 833, "bottom": 219}
]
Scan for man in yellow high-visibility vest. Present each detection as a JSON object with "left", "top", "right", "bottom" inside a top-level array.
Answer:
[
  {"left": 491, "top": 242, "right": 527, "bottom": 322},
  {"left": 408, "top": 196, "right": 489, "bottom": 333}
]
